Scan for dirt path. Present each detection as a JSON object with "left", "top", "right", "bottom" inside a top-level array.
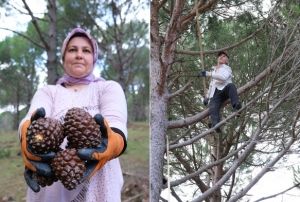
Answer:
[{"left": 120, "top": 158, "right": 149, "bottom": 202}]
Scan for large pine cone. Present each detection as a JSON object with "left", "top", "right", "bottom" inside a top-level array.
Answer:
[
  {"left": 51, "top": 148, "right": 86, "bottom": 190},
  {"left": 27, "top": 118, "right": 64, "bottom": 154},
  {"left": 64, "top": 107, "right": 101, "bottom": 149}
]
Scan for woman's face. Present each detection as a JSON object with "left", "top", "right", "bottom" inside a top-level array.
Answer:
[
  {"left": 63, "top": 36, "right": 94, "bottom": 78},
  {"left": 218, "top": 54, "right": 229, "bottom": 65}
]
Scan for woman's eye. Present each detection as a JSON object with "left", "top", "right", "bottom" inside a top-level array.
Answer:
[
  {"left": 83, "top": 49, "right": 92, "bottom": 53},
  {"left": 68, "top": 48, "right": 76, "bottom": 52}
]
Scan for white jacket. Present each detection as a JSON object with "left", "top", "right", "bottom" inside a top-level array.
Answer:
[{"left": 207, "top": 64, "right": 233, "bottom": 98}]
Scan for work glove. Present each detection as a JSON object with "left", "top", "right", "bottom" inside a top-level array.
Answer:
[
  {"left": 203, "top": 98, "right": 209, "bottom": 106},
  {"left": 199, "top": 70, "right": 212, "bottom": 77},
  {"left": 199, "top": 70, "right": 207, "bottom": 77},
  {"left": 77, "top": 114, "right": 126, "bottom": 181},
  {"left": 20, "top": 108, "right": 55, "bottom": 192}
]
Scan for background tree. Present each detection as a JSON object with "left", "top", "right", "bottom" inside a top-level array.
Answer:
[
  {"left": 151, "top": 0, "right": 300, "bottom": 201},
  {"left": 0, "top": 34, "right": 42, "bottom": 129},
  {"left": 0, "top": 0, "right": 149, "bottom": 127}
]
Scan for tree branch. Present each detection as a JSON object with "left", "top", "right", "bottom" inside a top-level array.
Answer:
[
  {"left": 167, "top": 80, "right": 193, "bottom": 100},
  {"left": 169, "top": 87, "right": 267, "bottom": 150},
  {"left": 173, "top": 152, "right": 209, "bottom": 192},
  {"left": 167, "top": 142, "right": 246, "bottom": 188},
  {"left": 176, "top": 25, "right": 264, "bottom": 56},
  {"left": 180, "top": 0, "right": 219, "bottom": 30},
  {"left": 229, "top": 108, "right": 300, "bottom": 201},
  {"left": 170, "top": 187, "right": 184, "bottom": 202},
  {"left": 159, "top": 0, "right": 185, "bottom": 95},
  {"left": 192, "top": 87, "right": 297, "bottom": 202},
  {"left": 253, "top": 183, "right": 300, "bottom": 202},
  {"left": 21, "top": 0, "right": 49, "bottom": 50},
  {"left": 0, "top": 27, "right": 44, "bottom": 49},
  {"left": 167, "top": 40, "right": 299, "bottom": 129}
]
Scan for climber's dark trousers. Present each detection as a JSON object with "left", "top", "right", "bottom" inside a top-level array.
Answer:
[{"left": 209, "top": 83, "right": 240, "bottom": 127}]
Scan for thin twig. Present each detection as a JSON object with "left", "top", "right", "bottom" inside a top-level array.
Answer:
[{"left": 253, "top": 183, "right": 300, "bottom": 202}]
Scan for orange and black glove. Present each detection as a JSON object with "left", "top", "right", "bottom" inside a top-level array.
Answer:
[
  {"left": 20, "top": 108, "right": 55, "bottom": 192},
  {"left": 203, "top": 97, "right": 209, "bottom": 106},
  {"left": 77, "top": 114, "right": 127, "bottom": 180}
]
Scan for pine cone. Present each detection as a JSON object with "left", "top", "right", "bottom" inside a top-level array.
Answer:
[
  {"left": 32, "top": 172, "right": 58, "bottom": 187},
  {"left": 64, "top": 107, "right": 101, "bottom": 149},
  {"left": 51, "top": 148, "right": 86, "bottom": 190},
  {"left": 27, "top": 117, "right": 64, "bottom": 154}
]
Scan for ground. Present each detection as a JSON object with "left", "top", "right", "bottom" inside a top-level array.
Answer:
[
  {"left": 121, "top": 172, "right": 149, "bottom": 202},
  {"left": 120, "top": 121, "right": 149, "bottom": 202}
]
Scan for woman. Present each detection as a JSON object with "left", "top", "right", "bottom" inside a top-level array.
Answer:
[
  {"left": 19, "top": 27, "right": 127, "bottom": 202},
  {"left": 200, "top": 51, "right": 241, "bottom": 132}
]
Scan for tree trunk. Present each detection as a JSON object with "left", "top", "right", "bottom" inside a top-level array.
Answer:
[
  {"left": 46, "top": 0, "right": 58, "bottom": 84},
  {"left": 150, "top": 0, "right": 185, "bottom": 200},
  {"left": 211, "top": 135, "right": 223, "bottom": 202},
  {"left": 150, "top": 90, "right": 167, "bottom": 201},
  {"left": 150, "top": 37, "right": 168, "bottom": 201},
  {"left": 14, "top": 83, "right": 21, "bottom": 130}
]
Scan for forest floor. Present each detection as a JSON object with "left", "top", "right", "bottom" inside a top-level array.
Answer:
[
  {"left": 120, "top": 122, "right": 149, "bottom": 202},
  {"left": 0, "top": 121, "right": 149, "bottom": 202}
]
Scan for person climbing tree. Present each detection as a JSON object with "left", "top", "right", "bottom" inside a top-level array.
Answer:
[{"left": 200, "top": 51, "right": 242, "bottom": 132}]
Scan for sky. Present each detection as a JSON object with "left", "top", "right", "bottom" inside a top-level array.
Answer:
[
  {"left": 0, "top": 0, "right": 149, "bottom": 41},
  {"left": 247, "top": 154, "right": 300, "bottom": 202},
  {"left": 0, "top": 0, "right": 47, "bottom": 41},
  {"left": 248, "top": 169, "right": 300, "bottom": 201}
]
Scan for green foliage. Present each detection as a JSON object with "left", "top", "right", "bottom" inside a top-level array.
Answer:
[
  {"left": 0, "top": 148, "right": 11, "bottom": 159},
  {"left": 124, "top": 122, "right": 149, "bottom": 163},
  {"left": 0, "top": 67, "right": 28, "bottom": 106},
  {"left": 126, "top": 49, "right": 150, "bottom": 121},
  {"left": 0, "top": 34, "right": 41, "bottom": 128},
  {"left": 0, "top": 130, "right": 25, "bottom": 202},
  {"left": 0, "top": 111, "right": 14, "bottom": 131},
  {"left": 0, "top": 40, "right": 11, "bottom": 63},
  {"left": 0, "top": 0, "right": 149, "bottom": 122},
  {"left": 161, "top": 0, "right": 300, "bottom": 200}
]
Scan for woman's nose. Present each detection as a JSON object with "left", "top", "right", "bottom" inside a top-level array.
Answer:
[{"left": 75, "top": 50, "right": 83, "bottom": 59}]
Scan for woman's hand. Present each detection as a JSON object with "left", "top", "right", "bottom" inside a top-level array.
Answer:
[
  {"left": 20, "top": 108, "right": 55, "bottom": 192},
  {"left": 77, "top": 114, "right": 126, "bottom": 181}
]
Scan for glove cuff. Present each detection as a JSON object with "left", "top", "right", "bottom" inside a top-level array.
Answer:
[
  {"left": 111, "top": 127, "right": 127, "bottom": 157},
  {"left": 21, "top": 120, "right": 41, "bottom": 163}
]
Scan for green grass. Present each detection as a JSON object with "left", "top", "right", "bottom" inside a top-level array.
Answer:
[
  {"left": 120, "top": 122, "right": 149, "bottom": 176},
  {"left": 0, "top": 131, "right": 26, "bottom": 201},
  {"left": 0, "top": 122, "right": 149, "bottom": 201}
]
